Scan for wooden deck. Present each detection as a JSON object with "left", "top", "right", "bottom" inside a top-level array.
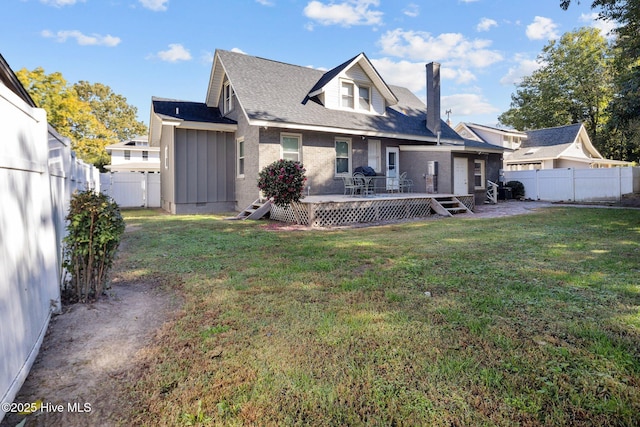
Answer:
[{"left": 269, "top": 193, "right": 475, "bottom": 227}]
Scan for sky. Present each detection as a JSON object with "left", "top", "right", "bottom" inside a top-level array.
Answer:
[{"left": 1, "top": 0, "right": 617, "bottom": 128}]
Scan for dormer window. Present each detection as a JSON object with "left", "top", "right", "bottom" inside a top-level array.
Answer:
[
  {"left": 341, "top": 81, "right": 354, "bottom": 109},
  {"left": 340, "top": 80, "right": 371, "bottom": 112},
  {"left": 223, "top": 81, "right": 235, "bottom": 114},
  {"left": 358, "top": 86, "right": 371, "bottom": 110}
]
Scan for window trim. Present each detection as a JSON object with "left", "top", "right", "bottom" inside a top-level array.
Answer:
[
  {"left": 339, "top": 78, "right": 372, "bottom": 112},
  {"left": 474, "top": 159, "right": 486, "bottom": 190},
  {"left": 237, "top": 137, "right": 245, "bottom": 177},
  {"left": 280, "top": 133, "right": 302, "bottom": 162},
  {"left": 124, "top": 150, "right": 131, "bottom": 161},
  {"left": 335, "top": 137, "right": 352, "bottom": 177}
]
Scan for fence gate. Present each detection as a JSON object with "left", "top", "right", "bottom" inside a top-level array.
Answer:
[{"left": 100, "top": 172, "right": 161, "bottom": 208}]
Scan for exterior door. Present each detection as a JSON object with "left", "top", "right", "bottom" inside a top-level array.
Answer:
[
  {"left": 454, "top": 157, "right": 469, "bottom": 195},
  {"left": 386, "top": 147, "right": 399, "bottom": 191}
]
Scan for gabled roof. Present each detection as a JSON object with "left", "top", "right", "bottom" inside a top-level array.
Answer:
[
  {"left": 455, "top": 122, "right": 527, "bottom": 143},
  {"left": 522, "top": 123, "right": 583, "bottom": 148},
  {"left": 209, "top": 49, "right": 463, "bottom": 143},
  {"left": 305, "top": 52, "right": 398, "bottom": 106},
  {"left": 507, "top": 123, "right": 608, "bottom": 163}
]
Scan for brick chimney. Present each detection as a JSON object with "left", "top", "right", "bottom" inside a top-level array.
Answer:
[{"left": 426, "top": 62, "right": 441, "bottom": 138}]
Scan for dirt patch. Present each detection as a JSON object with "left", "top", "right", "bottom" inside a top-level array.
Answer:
[{"left": 1, "top": 279, "right": 179, "bottom": 427}]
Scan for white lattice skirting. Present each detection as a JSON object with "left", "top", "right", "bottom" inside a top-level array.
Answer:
[{"left": 269, "top": 195, "right": 474, "bottom": 227}]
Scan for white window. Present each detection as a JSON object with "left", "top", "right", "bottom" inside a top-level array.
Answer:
[
  {"left": 224, "top": 81, "right": 235, "bottom": 114},
  {"left": 341, "top": 79, "right": 372, "bottom": 112},
  {"left": 358, "top": 86, "right": 371, "bottom": 111},
  {"left": 341, "top": 81, "right": 354, "bottom": 109},
  {"left": 124, "top": 150, "right": 131, "bottom": 160},
  {"left": 474, "top": 160, "right": 486, "bottom": 190},
  {"left": 335, "top": 138, "right": 351, "bottom": 176},
  {"left": 281, "top": 133, "right": 301, "bottom": 162},
  {"left": 164, "top": 146, "right": 169, "bottom": 169},
  {"left": 368, "top": 140, "right": 381, "bottom": 173},
  {"left": 237, "top": 138, "right": 245, "bottom": 177},
  {"left": 142, "top": 150, "right": 148, "bottom": 161}
]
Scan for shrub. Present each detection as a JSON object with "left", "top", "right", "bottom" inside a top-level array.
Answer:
[
  {"left": 62, "top": 189, "right": 125, "bottom": 302},
  {"left": 506, "top": 180, "right": 525, "bottom": 199},
  {"left": 257, "top": 159, "right": 307, "bottom": 207}
]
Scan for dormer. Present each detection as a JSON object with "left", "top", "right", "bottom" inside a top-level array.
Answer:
[{"left": 305, "top": 53, "right": 398, "bottom": 116}]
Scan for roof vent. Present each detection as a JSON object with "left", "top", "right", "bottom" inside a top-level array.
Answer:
[{"left": 176, "top": 107, "right": 180, "bottom": 115}]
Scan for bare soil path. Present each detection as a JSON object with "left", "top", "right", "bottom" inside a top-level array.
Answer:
[{"left": 1, "top": 274, "right": 179, "bottom": 426}]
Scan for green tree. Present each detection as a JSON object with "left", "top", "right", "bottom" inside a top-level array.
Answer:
[
  {"left": 499, "top": 27, "right": 613, "bottom": 153},
  {"left": 16, "top": 68, "right": 147, "bottom": 169},
  {"left": 74, "top": 81, "right": 147, "bottom": 142},
  {"left": 560, "top": 0, "right": 640, "bottom": 161}
]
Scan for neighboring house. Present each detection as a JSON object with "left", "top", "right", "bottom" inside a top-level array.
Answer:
[
  {"left": 455, "top": 122, "right": 526, "bottom": 151},
  {"left": 105, "top": 135, "right": 160, "bottom": 172},
  {"left": 455, "top": 122, "right": 631, "bottom": 171},
  {"left": 149, "top": 49, "right": 506, "bottom": 214},
  {"left": 507, "top": 124, "right": 631, "bottom": 170}
]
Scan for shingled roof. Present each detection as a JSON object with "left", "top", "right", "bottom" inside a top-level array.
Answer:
[
  {"left": 522, "top": 123, "right": 582, "bottom": 148},
  {"left": 152, "top": 97, "right": 236, "bottom": 125},
  {"left": 215, "top": 49, "right": 462, "bottom": 143}
]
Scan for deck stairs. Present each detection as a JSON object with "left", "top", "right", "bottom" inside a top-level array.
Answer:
[
  {"left": 431, "top": 196, "right": 473, "bottom": 217},
  {"left": 235, "top": 198, "right": 272, "bottom": 220}
]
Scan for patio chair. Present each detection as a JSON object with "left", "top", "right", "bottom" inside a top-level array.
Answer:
[
  {"left": 343, "top": 176, "right": 360, "bottom": 196},
  {"left": 352, "top": 173, "right": 370, "bottom": 196},
  {"left": 398, "top": 172, "right": 413, "bottom": 193}
]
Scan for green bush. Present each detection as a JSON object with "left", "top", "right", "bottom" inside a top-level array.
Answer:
[
  {"left": 506, "top": 180, "right": 525, "bottom": 199},
  {"left": 257, "top": 159, "right": 307, "bottom": 207},
  {"left": 62, "top": 189, "right": 125, "bottom": 302}
]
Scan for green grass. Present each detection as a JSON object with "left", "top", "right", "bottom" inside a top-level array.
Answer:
[{"left": 118, "top": 207, "right": 640, "bottom": 426}]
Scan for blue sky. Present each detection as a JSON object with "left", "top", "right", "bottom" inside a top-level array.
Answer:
[{"left": 2, "top": 0, "right": 615, "bottom": 128}]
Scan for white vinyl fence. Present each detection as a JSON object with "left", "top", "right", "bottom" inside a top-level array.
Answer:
[
  {"left": 1, "top": 81, "right": 99, "bottom": 422},
  {"left": 100, "top": 171, "right": 160, "bottom": 208},
  {"left": 504, "top": 167, "right": 640, "bottom": 202}
]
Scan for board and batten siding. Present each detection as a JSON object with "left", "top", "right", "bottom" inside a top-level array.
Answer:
[{"left": 172, "top": 128, "right": 235, "bottom": 213}]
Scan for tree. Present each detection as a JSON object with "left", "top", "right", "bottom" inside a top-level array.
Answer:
[
  {"left": 16, "top": 68, "right": 147, "bottom": 169},
  {"left": 74, "top": 81, "right": 147, "bottom": 142},
  {"left": 560, "top": 0, "right": 640, "bottom": 161},
  {"left": 499, "top": 27, "right": 613, "bottom": 152}
]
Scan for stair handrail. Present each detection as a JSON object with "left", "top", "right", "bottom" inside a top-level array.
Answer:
[{"left": 486, "top": 180, "right": 498, "bottom": 204}]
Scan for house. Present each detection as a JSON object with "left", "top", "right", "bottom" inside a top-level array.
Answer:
[
  {"left": 149, "top": 49, "right": 507, "bottom": 215},
  {"left": 455, "top": 122, "right": 631, "bottom": 171},
  {"left": 105, "top": 135, "right": 160, "bottom": 172},
  {"left": 506, "top": 123, "right": 631, "bottom": 170}
]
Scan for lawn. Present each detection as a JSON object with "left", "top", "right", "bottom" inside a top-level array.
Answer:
[{"left": 117, "top": 207, "right": 639, "bottom": 426}]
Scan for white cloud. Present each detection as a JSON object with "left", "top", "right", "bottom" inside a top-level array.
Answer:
[
  {"left": 155, "top": 44, "right": 192, "bottom": 62},
  {"left": 41, "top": 29, "right": 121, "bottom": 46},
  {"left": 499, "top": 55, "right": 541, "bottom": 86},
  {"left": 139, "top": 0, "right": 168, "bottom": 11},
  {"left": 477, "top": 18, "right": 497, "bottom": 32},
  {"left": 230, "top": 47, "right": 247, "bottom": 54},
  {"left": 256, "top": 0, "right": 274, "bottom": 5},
  {"left": 442, "top": 93, "right": 499, "bottom": 116},
  {"left": 378, "top": 29, "right": 503, "bottom": 69},
  {"left": 40, "top": 0, "right": 85, "bottom": 6},
  {"left": 371, "top": 58, "right": 425, "bottom": 92},
  {"left": 403, "top": 3, "right": 419, "bottom": 18},
  {"left": 579, "top": 12, "right": 618, "bottom": 39},
  {"left": 303, "top": 0, "right": 383, "bottom": 27},
  {"left": 526, "top": 16, "right": 559, "bottom": 40}
]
